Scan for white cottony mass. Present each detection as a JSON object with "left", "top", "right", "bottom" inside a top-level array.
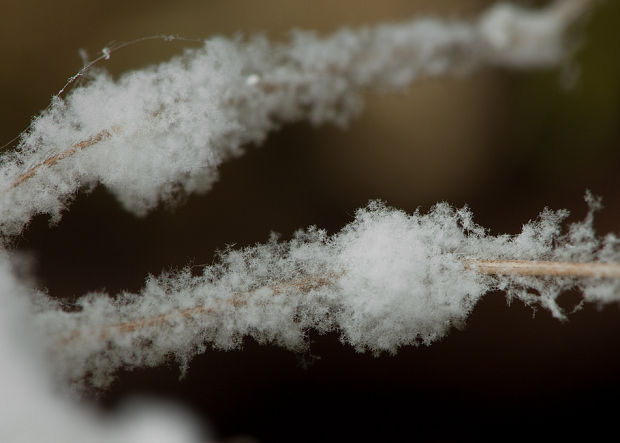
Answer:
[
  {"left": 0, "top": 1, "right": 608, "bottom": 442},
  {"left": 0, "top": 0, "right": 590, "bottom": 238},
  {"left": 28, "top": 198, "right": 620, "bottom": 389}
]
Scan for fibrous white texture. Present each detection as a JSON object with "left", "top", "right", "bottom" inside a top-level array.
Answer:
[
  {"left": 0, "top": 252, "right": 205, "bottom": 443},
  {"left": 27, "top": 199, "right": 619, "bottom": 389},
  {"left": 0, "top": 1, "right": 606, "bottom": 440},
  {"left": 0, "top": 0, "right": 589, "bottom": 238}
]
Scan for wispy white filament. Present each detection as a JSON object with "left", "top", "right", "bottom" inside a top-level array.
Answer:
[{"left": 0, "top": 0, "right": 590, "bottom": 238}]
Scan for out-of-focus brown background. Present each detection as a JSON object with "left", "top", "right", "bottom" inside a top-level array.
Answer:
[{"left": 2, "top": 1, "right": 620, "bottom": 441}]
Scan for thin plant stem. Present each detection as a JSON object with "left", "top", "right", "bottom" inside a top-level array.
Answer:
[
  {"left": 464, "top": 259, "right": 620, "bottom": 278},
  {"left": 63, "top": 258, "right": 620, "bottom": 344},
  {"left": 7, "top": 126, "right": 120, "bottom": 190},
  {"left": 59, "top": 273, "right": 340, "bottom": 343}
]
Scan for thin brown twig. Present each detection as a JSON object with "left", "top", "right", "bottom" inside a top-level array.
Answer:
[
  {"left": 62, "top": 273, "right": 340, "bottom": 343},
  {"left": 107, "top": 273, "right": 339, "bottom": 334},
  {"left": 465, "top": 259, "right": 620, "bottom": 278},
  {"left": 7, "top": 125, "right": 121, "bottom": 190},
  {"left": 61, "top": 259, "right": 620, "bottom": 345}
]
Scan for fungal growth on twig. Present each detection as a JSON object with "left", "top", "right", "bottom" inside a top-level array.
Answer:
[
  {"left": 0, "top": 1, "right": 612, "bottom": 442},
  {"left": 0, "top": 0, "right": 593, "bottom": 238},
  {"left": 25, "top": 196, "right": 620, "bottom": 389}
]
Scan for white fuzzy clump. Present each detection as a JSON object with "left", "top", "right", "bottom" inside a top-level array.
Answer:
[
  {"left": 0, "top": 252, "right": 206, "bottom": 443},
  {"left": 27, "top": 199, "right": 619, "bottom": 389},
  {"left": 0, "top": 0, "right": 588, "bottom": 238},
  {"left": 0, "top": 2, "right": 602, "bottom": 441}
]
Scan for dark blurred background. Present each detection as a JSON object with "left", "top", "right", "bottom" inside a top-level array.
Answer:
[{"left": 2, "top": 0, "right": 620, "bottom": 441}]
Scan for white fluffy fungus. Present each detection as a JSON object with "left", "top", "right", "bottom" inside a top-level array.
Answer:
[
  {"left": 27, "top": 199, "right": 619, "bottom": 389},
  {"left": 0, "top": 0, "right": 589, "bottom": 238},
  {"left": 0, "top": 1, "right": 601, "bottom": 441}
]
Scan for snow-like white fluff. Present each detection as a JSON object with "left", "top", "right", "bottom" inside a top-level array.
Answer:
[
  {"left": 27, "top": 198, "right": 619, "bottom": 389},
  {"left": 0, "top": 0, "right": 588, "bottom": 238}
]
